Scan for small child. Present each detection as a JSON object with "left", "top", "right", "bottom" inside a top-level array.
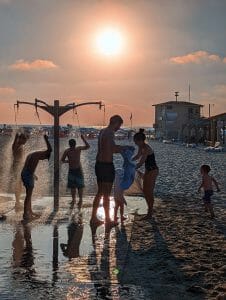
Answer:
[
  {"left": 114, "top": 169, "right": 127, "bottom": 224},
  {"left": 198, "top": 164, "right": 220, "bottom": 218}
]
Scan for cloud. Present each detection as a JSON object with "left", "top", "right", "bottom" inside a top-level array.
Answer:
[
  {"left": 0, "top": 86, "right": 15, "bottom": 95},
  {"left": 9, "top": 59, "right": 58, "bottom": 71},
  {"left": 170, "top": 51, "right": 222, "bottom": 64}
]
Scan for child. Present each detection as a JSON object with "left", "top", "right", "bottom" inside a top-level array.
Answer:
[
  {"left": 198, "top": 164, "right": 220, "bottom": 218},
  {"left": 61, "top": 134, "right": 90, "bottom": 209},
  {"left": 21, "top": 134, "right": 52, "bottom": 222},
  {"left": 114, "top": 169, "right": 127, "bottom": 223}
]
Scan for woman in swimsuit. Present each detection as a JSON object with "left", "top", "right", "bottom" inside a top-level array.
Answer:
[{"left": 133, "top": 129, "right": 159, "bottom": 219}]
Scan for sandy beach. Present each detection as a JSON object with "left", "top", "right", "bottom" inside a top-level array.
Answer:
[
  {"left": 122, "top": 195, "right": 226, "bottom": 299},
  {"left": 0, "top": 136, "right": 225, "bottom": 299}
]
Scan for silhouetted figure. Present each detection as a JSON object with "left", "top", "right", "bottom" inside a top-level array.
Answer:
[
  {"left": 21, "top": 134, "right": 52, "bottom": 222},
  {"left": 133, "top": 129, "right": 159, "bottom": 220},
  {"left": 198, "top": 164, "right": 220, "bottom": 218},
  {"left": 61, "top": 135, "right": 90, "bottom": 209},
  {"left": 90, "top": 115, "right": 130, "bottom": 227},
  {"left": 12, "top": 132, "right": 29, "bottom": 210}
]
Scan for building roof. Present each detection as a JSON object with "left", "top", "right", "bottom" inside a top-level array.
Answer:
[
  {"left": 207, "top": 112, "right": 226, "bottom": 121},
  {"left": 152, "top": 101, "right": 203, "bottom": 107}
]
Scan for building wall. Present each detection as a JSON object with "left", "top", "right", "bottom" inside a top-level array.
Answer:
[{"left": 154, "top": 102, "right": 201, "bottom": 140}]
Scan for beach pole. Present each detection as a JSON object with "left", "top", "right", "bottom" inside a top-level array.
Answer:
[
  {"left": 53, "top": 100, "right": 60, "bottom": 210},
  {"left": 15, "top": 99, "right": 103, "bottom": 211}
]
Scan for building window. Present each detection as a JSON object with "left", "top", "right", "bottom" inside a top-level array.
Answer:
[
  {"left": 188, "top": 108, "right": 193, "bottom": 114},
  {"left": 166, "top": 105, "right": 172, "bottom": 109}
]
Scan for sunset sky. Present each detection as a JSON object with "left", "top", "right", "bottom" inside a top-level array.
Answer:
[{"left": 0, "top": 0, "right": 226, "bottom": 126}]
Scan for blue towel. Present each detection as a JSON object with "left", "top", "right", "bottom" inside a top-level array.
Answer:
[{"left": 120, "top": 146, "right": 136, "bottom": 190}]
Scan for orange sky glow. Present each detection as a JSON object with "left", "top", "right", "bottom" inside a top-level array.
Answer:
[{"left": 0, "top": 1, "right": 225, "bottom": 126}]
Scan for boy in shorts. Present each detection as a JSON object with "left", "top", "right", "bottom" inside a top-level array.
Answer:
[{"left": 198, "top": 164, "right": 220, "bottom": 218}]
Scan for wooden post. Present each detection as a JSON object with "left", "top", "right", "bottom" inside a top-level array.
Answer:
[{"left": 54, "top": 100, "right": 60, "bottom": 210}]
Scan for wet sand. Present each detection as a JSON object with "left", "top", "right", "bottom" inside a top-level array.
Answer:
[{"left": 0, "top": 194, "right": 225, "bottom": 299}]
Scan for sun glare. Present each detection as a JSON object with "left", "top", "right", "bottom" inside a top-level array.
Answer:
[{"left": 96, "top": 28, "right": 124, "bottom": 56}]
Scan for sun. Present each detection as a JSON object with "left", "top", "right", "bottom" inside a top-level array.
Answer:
[{"left": 95, "top": 28, "right": 124, "bottom": 56}]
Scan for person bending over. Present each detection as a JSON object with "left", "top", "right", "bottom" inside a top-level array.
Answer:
[{"left": 21, "top": 135, "right": 52, "bottom": 222}]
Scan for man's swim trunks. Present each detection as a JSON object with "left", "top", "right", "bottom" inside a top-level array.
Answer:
[
  {"left": 21, "top": 169, "right": 34, "bottom": 189},
  {"left": 95, "top": 161, "right": 115, "bottom": 183},
  {"left": 203, "top": 190, "right": 213, "bottom": 204},
  {"left": 68, "top": 168, "right": 84, "bottom": 189}
]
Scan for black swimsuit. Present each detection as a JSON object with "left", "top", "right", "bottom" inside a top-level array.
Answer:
[{"left": 145, "top": 153, "right": 158, "bottom": 171}]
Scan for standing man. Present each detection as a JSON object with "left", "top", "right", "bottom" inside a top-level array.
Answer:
[
  {"left": 61, "top": 135, "right": 90, "bottom": 209},
  {"left": 90, "top": 115, "right": 128, "bottom": 226}
]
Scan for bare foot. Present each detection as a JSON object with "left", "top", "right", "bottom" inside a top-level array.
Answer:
[
  {"left": 121, "top": 216, "right": 127, "bottom": 223},
  {"left": 90, "top": 218, "right": 104, "bottom": 227}
]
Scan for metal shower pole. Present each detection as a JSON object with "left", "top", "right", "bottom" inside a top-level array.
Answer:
[{"left": 15, "top": 98, "right": 103, "bottom": 210}]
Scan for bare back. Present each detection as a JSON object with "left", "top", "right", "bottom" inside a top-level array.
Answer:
[
  {"left": 96, "top": 128, "right": 115, "bottom": 163},
  {"left": 22, "top": 150, "right": 49, "bottom": 174},
  {"left": 202, "top": 174, "right": 214, "bottom": 191},
  {"left": 64, "top": 148, "right": 82, "bottom": 169}
]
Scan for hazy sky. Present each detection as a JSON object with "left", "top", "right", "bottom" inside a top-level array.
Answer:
[{"left": 0, "top": 0, "right": 226, "bottom": 126}]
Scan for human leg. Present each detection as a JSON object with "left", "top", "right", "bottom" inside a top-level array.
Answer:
[
  {"left": 143, "top": 169, "right": 158, "bottom": 217},
  {"left": 208, "top": 203, "right": 215, "bottom": 218},
  {"left": 114, "top": 202, "right": 119, "bottom": 222},
  {"left": 23, "top": 187, "right": 34, "bottom": 220},
  {"left": 119, "top": 203, "right": 126, "bottom": 223},
  {"left": 90, "top": 182, "right": 103, "bottom": 223},
  {"left": 102, "top": 182, "right": 113, "bottom": 223},
  {"left": 71, "top": 188, "right": 76, "bottom": 203},
  {"left": 77, "top": 188, "right": 83, "bottom": 208}
]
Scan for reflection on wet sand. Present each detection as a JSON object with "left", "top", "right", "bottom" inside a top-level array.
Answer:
[
  {"left": 60, "top": 213, "right": 84, "bottom": 260},
  {"left": 12, "top": 224, "right": 35, "bottom": 278},
  {"left": 88, "top": 225, "right": 113, "bottom": 299}
]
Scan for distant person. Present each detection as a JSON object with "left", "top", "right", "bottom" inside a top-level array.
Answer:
[
  {"left": 12, "top": 132, "right": 29, "bottom": 210},
  {"left": 90, "top": 115, "right": 130, "bottom": 226},
  {"left": 198, "top": 164, "right": 220, "bottom": 218},
  {"left": 133, "top": 129, "right": 159, "bottom": 220},
  {"left": 21, "top": 134, "right": 52, "bottom": 222},
  {"left": 61, "top": 135, "right": 90, "bottom": 209}
]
